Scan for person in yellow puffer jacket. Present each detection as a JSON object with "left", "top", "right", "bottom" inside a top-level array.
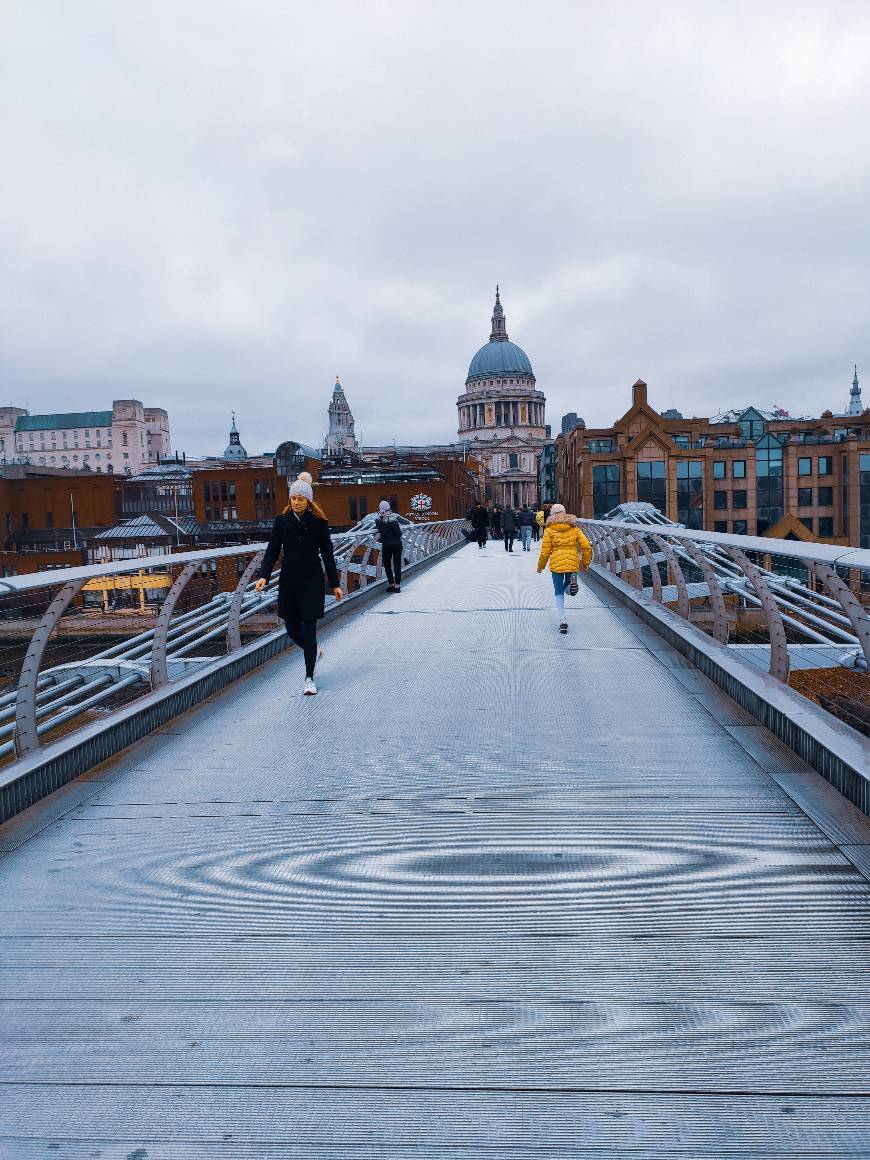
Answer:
[{"left": 537, "top": 503, "right": 593, "bottom": 634}]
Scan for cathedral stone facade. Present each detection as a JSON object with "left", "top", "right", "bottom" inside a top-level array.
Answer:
[
  {"left": 324, "top": 377, "right": 358, "bottom": 457},
  {"left": 457, "top": 289, "right": 547, "bottom": 507}
]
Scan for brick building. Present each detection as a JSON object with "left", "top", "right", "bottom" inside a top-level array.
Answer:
[
  {"left": 0, "top": 467, "right": 118, "bottom": 576},
  {"left": 313, "top": 457, "right": 478, "bottom": 531},
  {"left": 556, "top": 379, "right": 870, "bottom": 548}
]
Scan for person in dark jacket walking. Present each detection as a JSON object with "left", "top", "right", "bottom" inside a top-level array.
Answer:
[
  {"left": 502, "top": 506, "right": 518, "bottom": 551},
  {"left": 254, "top": 472, "right": 342, "bottom": 696},
  {"left": 376, "top": 500, "right": 403, "bottom": 592},
  {"left": 491, "top": 506, "right": 503, "bottom": 540},
  {"left": 518, "top": 505, "right": 535, "bottom": 551},
  {"left": 469, "top": 502, "right": 490, "bottom": 548}
]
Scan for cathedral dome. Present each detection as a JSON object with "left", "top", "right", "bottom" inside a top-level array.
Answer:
[
  {"left": 467, "top": 339, "right": 534, "bottom": 382},
  {"left": 465, "top": 288, "right": 535, "bottom": 385}
]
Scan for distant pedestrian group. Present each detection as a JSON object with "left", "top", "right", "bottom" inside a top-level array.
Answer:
[{"left": 467, "top": 503, "right": 542, "bottom": 553}]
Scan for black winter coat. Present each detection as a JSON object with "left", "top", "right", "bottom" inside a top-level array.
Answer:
[
  {"left": 259, "top": 510, "right": 340, "bottom": 622},
  {"left": 502, "top": 508, "right": 518, "bottom": 533},
  {"left": 375, "top": 514, "right": 403, "bottom": 547},
  {"left": 469, "top": 506, "right": 490, "bottom": 530}
]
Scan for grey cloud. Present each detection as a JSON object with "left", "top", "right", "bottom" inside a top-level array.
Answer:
[{"left": 1, "top": 0, "right": 869, "bottom": 455}]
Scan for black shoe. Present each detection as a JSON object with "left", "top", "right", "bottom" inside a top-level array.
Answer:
[{"left": 559, "top": 622, "right": 568, "bottom": 634}]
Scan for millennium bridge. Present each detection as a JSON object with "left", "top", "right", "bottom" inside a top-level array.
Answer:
[{"left": 1, "top": 510, "right": 869, "bottom": 1156}]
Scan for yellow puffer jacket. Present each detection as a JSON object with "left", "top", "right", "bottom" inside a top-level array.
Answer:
[{"left": 537, "top": 515, "right": 593, "bottom": 575}]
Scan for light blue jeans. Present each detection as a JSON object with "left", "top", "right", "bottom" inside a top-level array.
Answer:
[
  {"left": 521, "top": 525, "right": 533, "bottom": 551},
  {"left": 551, "top": 570, "right": 570, "bottom": 622}
]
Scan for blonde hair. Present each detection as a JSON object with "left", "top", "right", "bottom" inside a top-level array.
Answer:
[
  {"left": 282, "top": 470, "right": 327, "bottom": 520},
  {"left": 282, "top": 495, "right": 328, "bottom": 521}
]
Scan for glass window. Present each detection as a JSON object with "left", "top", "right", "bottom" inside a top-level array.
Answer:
[
  {"left": 798, "top": 457, "right": 812, "bottom": 476},
  {"left": 359, "top": 497, "right": 368, "bottom": 517},
  {"left": 800, "top": 517, "right": 814, "bottom": 532},
  {"left": 798, "top": 487, "right": 813, "bottom": 507},
  {"left": 713, "top": 461, "right": 726, "bottom": 479},
  {"left": 676, "top": 460, "right": 703, "bottom": 527},
  {"left": 509, "top": 453, "right": 518, "bottom": 468},
  {"left": 733, "top": 519, "right": 748, "bottom": 535},
  {"left": 732, "top": 460, "right": 745, "bottom": 479},
  {"left": 817, "top": 486, "right": 833, "bottom": 506},
  {"left": 861, "top": 453, "right": 870, "bottom": 549},
  {"left": 818, "top": 516, "right": 834, "bottom": 537},
  {"left": 714, "top": 520, "right": 727, "bottom": 533},
  {"left": 714, "top": 490, "right": 728, "bottom": 510},
  {"left": 756, "top": 437, "right": 784, "bottom": 533},
  {"left": 818, "top": 456, "right": 832, "bottom": 475},
  {"left": 637, "top": 461, "right": 667, "bottom": 515},
  {"left": 349, "top": 497, "right": 357, "bottom": 522},
  {"left": 592, "top": 464, "right": 620, "bottom": 517},
  {"left": 732, "top": 490, "right": 747, "bottom": 509}
]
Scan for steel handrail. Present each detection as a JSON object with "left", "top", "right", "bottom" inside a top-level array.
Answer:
[{"left": 0, "top": 520, "right": 467, "bottom": 760}]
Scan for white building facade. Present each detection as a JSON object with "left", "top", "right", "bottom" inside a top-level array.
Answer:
[{"left": 0, "top": 399, "right": 171, "bottom": 474}]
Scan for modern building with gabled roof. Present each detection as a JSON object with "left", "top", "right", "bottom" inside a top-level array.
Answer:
[{"left": 556, "top": 377, "right": 870, "bottom": 548}]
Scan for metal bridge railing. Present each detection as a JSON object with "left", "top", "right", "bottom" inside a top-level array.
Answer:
[
  {"left": 0, "top": 519, "right": 467, "bottom": 765},
  {"left": 580, "top": 505, "right": 870, "bottom": 736}
]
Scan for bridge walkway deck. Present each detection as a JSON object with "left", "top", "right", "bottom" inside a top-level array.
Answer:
[{"left": 2, "top": 543, "right": 870, "bottom": 1155}]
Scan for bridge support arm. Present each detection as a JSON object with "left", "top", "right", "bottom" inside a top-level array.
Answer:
[
  {"left": 151, "top": 563, "right": 198, "bottom": 689},
  {"left": 226, "top": 552, "right": 265, "bottom": 652},
  {"left": 14, "top": 579, "right": 87, "bottom": 757},
  {"left": 810, "top": 562, "right": 870, "bottom": 671},
  {"left": 723, "top": 547, "right": 790, "bottom": 681}
]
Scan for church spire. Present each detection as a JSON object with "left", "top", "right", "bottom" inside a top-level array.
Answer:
[
  {"left": 847, "top": 364, "right": 863, "bottom": 416},
  {"left": 325, "top": 376, "right": 358, "bottom": 455},
  {"left": 490, "top": 285, "right": 509, "bottom": 342},
  {"left": 223, "top": 410, "right": 248, "bottom": 460}
]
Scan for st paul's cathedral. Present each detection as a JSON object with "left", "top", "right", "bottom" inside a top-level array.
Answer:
[{"left": 456, "top": 289, "right": 548, "bottom": 508}]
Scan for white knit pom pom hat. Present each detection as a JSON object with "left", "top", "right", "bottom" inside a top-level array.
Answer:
[
  {"left": 288, "top": 471, "right": 314, "bottom": 501},
  {"left": 550, "top": 503, "right": 566, "bottom": 516}
]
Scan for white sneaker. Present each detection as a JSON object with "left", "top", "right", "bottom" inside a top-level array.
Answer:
[{"left": 303, "top": 677, "right": 317, "bottom": 695}]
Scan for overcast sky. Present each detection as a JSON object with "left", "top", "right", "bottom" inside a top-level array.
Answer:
[{"left": 2, "top": 1, "right": 869, "bottom": 455}]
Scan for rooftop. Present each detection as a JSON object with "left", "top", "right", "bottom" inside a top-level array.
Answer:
[{"left": 15, "top": 411, "right": 113, "bottom": 432}]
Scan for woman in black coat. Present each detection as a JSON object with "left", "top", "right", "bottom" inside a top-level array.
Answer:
[{"left": 254, "top": 472, "right": 342, "bottom": 696}]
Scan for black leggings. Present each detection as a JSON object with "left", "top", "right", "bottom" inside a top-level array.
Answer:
[
  {"left": 285, "top": 616, "right": 318, "bottom": 678},
  {"left": 382, "top": 543, "right": 402, "bottom": 585},
  {"left": 476, "top": 528, "right": 487, "bottom": 547}
]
